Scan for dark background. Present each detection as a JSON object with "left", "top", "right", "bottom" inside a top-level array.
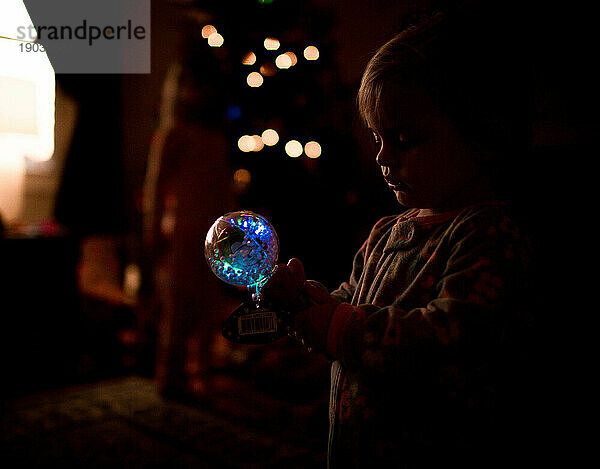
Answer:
[{"left": 1, "top": 2, "right": 594, "bottom": 460}]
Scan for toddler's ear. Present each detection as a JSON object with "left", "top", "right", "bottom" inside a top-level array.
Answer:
[{"left": 287, "top": 258, "right": 306, "bottom": 284}]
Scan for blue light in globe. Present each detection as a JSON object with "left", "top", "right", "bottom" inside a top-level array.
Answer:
[{"left": 205, "top": 211, "right": 279, "bottom": 293}]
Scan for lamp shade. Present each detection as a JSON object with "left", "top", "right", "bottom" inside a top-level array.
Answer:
[
  {"left": 0, "top": 36, "right": 55, "bottom": 162},
  {"left": 0, "top": 0, "right": 37, "bottom": 41},
  {"left": 0, "top": 0, "right": 55, "bottom": 222}
]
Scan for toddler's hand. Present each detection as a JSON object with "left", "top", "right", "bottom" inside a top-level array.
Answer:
[
  {"left": 293, "top": 304, "right": 336, "bottom": 354},
  {"left": 292, "top": 281, "right": 338, "bottom": 354},
  {"left": 261, "top": 258, "right": 306, "bottom": 312},
  {"left": 304, "top": 280, "right": 338, "bottom": 305}
]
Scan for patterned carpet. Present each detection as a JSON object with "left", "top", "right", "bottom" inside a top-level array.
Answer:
[{"left": 1, "top": 376, "right": 327, "bottom": 468}]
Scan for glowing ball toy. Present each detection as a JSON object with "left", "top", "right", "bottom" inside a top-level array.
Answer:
[
  {"left": 205, "top": 210, "right": 279, "bottom": 298},
  {"left": 206, "top": 211, "right": 289, "bottom": 344}
]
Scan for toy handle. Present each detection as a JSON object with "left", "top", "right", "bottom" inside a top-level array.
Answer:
[{"left": 221, "top": 290, "right": 314, "bottom": 345}]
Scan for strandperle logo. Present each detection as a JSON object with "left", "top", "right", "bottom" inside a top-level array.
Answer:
[
  {"left": 17, "top": 19, "right": 147, "bottom": 47},
  {"left": 20, "top": 0, "right": 150, "bottom": 74}
]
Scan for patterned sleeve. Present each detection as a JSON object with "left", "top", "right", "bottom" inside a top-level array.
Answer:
[
  {"left": 325, "top": 209, "right": 530, "bottom": 374},
  {"left": 329, "top": 241, "right": 366, "bottom": 304}
]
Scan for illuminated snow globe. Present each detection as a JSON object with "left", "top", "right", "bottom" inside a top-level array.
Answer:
[
  {"left": 205, "top": 211, "right": 287, "bottom": 344},
  {"left": 205, "top": 210, "right": 279, "bottom": 298}
]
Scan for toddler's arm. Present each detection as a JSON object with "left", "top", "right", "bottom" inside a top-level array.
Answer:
[
  {"left": 268, "top": 209, "right": 530, "bottom": 376},
  {"left": 261, "top": 258, "right": 340, "bottom": 351}
]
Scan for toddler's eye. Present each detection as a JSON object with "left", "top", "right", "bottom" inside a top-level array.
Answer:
[
  {"left": 396, "top": 134, "right": 425, "bottom": 151},
  {"left": 371, "top": 132, "right": 381, "bottom": 146}
]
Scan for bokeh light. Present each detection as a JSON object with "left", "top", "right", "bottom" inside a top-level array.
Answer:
[
  {"left": 284, "top": 51, "right": 298, "bottom": 66},
  {"left": 238, "top": 135, "right": 255, "bottom": 152},
  {"left": 303, "top": 45, "right": 319, "bottom": 60},
  {"left": 208, "top": 32, "right": 224, "bottom": 47},
  {"left": 304, "top": 141, "right": 322, "bottom": 158},
  {"left": 260, "top": 63, "right": 277, "bottom": 76},
  {"left": 201, "top": 25, "right": 217, "bottom": 38},
  {"left": 246, "top": 72, "right": 264, "bottom": 87},
  {"left": 251, "top": 135, "right": 264, "bottom": 151},
  {"left": 261, "top": 129, "right": 279, "bottom": 146},
  {"left": 285, "top": 140, "right": 303, "bottom": 158},
  {"left": 226, "top": 105, "right": 242, "bottom": 120},
  {"left": 264, "top": 37, "right": 280, "bottom": 50},
  {"left": 233, "top": 168, "right": 252, "bottom": 188},
  {"left": 275, "top": 53, "right": 292, "bottom": 69},
  {"left": 242, "top": 51, "right": 257, "bottom": 65}
]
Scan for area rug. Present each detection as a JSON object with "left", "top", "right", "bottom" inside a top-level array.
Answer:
[{"left": 1, "top": 376, "right": 326, "bottom": 468}]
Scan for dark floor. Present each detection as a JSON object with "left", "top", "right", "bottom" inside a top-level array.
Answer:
[
  {"left": 1, "top": 375, "right": 328, "bottom": 468},
  {"left": 0, "top": 292, "right": 330, "bottom": 468},
  {"left": 0, "top": 314, "right": 330, "bottom": 468}
]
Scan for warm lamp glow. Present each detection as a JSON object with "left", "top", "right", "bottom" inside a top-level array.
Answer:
[
  {"left": 0, "top": 153, "right": 25, "bottom": 222},
  {"left": 0, "top": 40, "right": 55, "bottom": 162},
  {"left": 0, "top": 0, "right": 36, "bottom": 40},
  {"left": 0, "top": 0, "right": 56, "bottom": 222},
  {"left": 0, "top": 76, "right": 37, "bottom": 134}
]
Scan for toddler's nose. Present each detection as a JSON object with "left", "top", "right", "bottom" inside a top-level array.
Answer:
[{"left": 376, "top": 145, "right": 393, "bottom": 167}]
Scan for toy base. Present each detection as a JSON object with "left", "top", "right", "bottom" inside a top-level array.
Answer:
[{"left": 221, "top": 302, "right": 293, "bottom": 344}]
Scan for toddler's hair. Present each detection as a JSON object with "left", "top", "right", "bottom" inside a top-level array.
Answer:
[{"left": 358, "top": 8, "right": 530, "bottom": 157}]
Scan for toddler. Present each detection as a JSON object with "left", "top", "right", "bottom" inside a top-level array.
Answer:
[{"left": 264, "top": 10, "right": 532, "bottom": 468}]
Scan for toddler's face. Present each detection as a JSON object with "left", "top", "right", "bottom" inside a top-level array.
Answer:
[{"left": 369, "top": 84, "right": 480, "bottom": 210}]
